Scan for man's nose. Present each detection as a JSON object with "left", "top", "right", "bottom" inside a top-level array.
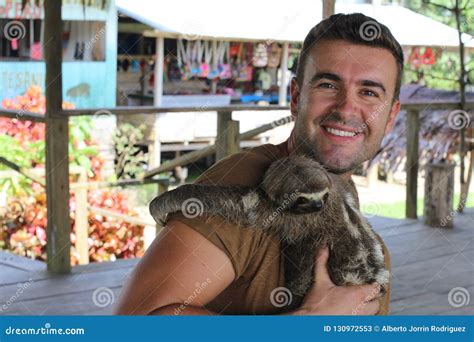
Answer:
[{"left": 333, "top": 89, "right": 358, "bottom": 119}]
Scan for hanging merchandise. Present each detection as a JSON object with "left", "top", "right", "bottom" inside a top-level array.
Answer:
[
  {"left": 258, "top": 69, "right": 272, "bottom": 91},
  {"left": 234, "top": 43, "right": 253, "bottom": 82},
  {"left": 218, "top": 41, "right": 232, "bottom": 79},
  {"left": 267, "top": 43, "right": 282, "bottom": 68},
  {"left": 177, "top": 39, "right": 191, "bottom": 80},
  {"left": 421, "top": 47, "right": 435, "bottom": 65},
  {"left": 252, "top": 42, "right": 268, "bottom": 68},
  {"left": 408, "top": 47, "right": 421, "bottom": 68},
  {"left": 190, "top": 40, "right": 203, "bottom": 76},
  {"left": 130, "top": 59, "right": 140, "bottom": 72},
  {"left": 30, "top": 43, "right": 42, "bottom": 60},
  {"left": 207, "top": 41, "right": 231, "bottom": 80},
  {"left": 199, "top": 41, "right": 212, "bottom": 78}
]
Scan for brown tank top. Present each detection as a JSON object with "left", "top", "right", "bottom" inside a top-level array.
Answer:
[{"left": 166, "top": 143, "right": 391, "bottom": 315}]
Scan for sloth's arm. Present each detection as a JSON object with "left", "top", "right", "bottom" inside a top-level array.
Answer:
[{"left": 149, "top": 184, "right": 258, "bottom": 226}]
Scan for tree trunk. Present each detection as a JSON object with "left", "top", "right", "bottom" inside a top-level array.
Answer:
[{"left": 424, "top": 163, "right": 455, "bottom": 228}]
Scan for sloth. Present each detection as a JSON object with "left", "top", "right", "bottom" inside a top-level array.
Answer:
[{"left": 149, "top": 154, "right": 389, "bottom": 308}]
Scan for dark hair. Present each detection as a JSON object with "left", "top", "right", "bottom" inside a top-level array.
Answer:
[{"left": 295, "top": 13, "right": 404, "bottom": 101}]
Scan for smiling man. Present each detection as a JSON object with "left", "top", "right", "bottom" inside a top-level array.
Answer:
[{"left": 115, "top": 13, "right": 403, "bottom": 316}]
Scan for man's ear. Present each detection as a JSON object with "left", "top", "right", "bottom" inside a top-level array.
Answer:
[
  {"left": 384, "top": 99, "right": 400, "bottom": 134},
  {"left": 290, "top": 77, "right": 300, "bottom": 117}
]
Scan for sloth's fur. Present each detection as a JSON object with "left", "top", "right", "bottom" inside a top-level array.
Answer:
[{"left": 149, "top": 154, "right": 389, "bottom": 308}]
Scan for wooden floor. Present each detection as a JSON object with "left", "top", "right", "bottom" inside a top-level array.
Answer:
[{"left": 1, "top": 208, "right": 473, "bottom": 315}]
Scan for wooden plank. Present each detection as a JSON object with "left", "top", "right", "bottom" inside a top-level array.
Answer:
[
  {"left": 0, "top": 109, "right": 46, "bottom": 122},
  {"left": 0, "top": 251, "right": 45, "bottom": 272},
  {"left": 143, "top": 115, "right": 292, "bottom": 179},
  {"left": 87, "top": 206, "right": 155, "bottom": 226},
  {"left": 2, "top": 287, "right": 122, "bottom": 315},
  {"left": 405, "top": 110, "right": 420, "bottom": 219},
  {"left": 44, "top": 0, "right": 70, "bottom": 273},
  {"left": 75, "top": 170, "right": 90, "bottom": 265},
  {"left": 61, "top": 105, "right": 291, "bottom": 117},
  {"left": 0, "top": 266, "right": 132, "bottom": 304}
]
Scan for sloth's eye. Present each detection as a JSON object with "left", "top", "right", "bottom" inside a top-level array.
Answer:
[
  {"left": 323, "top": 192, "right": 329, "bottom": 203},
  {"left": 295, "top": 197, "right": 310, "bottom": 206}
]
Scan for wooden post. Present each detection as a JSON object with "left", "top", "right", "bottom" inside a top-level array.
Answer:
[
  {"left": 216, "top": 110, "right": 240, "bottom": 161},
  {"left": 74, "top": 169, "right": 89, "bottom": 265},
  {"left": 405, "top": 110, "right": 419, "bottom": 219},
  {"left": 151, "top": 36, "right": 164, "bottom": 168},
  {"left": 278, "top": 42, "right": 289, "bottom": 106},
  {"left": 323, "top": 0, "right": 336, "bottom": 19},
  {"left": 424, "top": 163, "right": 455, "bottom": 228},
  {"left": 44, "top": 0, "right": 71, "bottom": 273}
]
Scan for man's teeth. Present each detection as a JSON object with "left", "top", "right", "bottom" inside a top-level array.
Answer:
[{"left": 325, "top": 126, "right": 358, "bottom": 137}]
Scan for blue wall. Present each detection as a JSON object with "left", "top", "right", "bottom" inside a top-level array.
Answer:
[{"left": 0, "top": 0, "right": 117, "bottom": 109}]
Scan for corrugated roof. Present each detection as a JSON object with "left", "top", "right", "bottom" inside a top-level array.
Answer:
[{"left": 116, "top": 0, "right": 474, "bottom": 48}]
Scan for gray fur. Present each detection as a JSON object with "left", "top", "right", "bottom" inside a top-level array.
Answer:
[{"left": 149, "top": 154, "right": 389, "bottom": 309}]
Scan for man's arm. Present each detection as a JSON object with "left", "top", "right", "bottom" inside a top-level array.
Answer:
[
  {"left": 114, "top": 219, "right": 235, "bottom": 315},
  {"left": 115, "top": 220, "right": 382, "bottom": 315}
]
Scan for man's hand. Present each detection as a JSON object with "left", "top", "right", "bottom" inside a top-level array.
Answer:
[{"left": 291, "top": 247, "right": 382, "bottom": 315}]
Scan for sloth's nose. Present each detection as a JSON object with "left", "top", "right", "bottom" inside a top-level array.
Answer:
[{"left": 311, "top": 200, "right": 323, "bottom": 211}]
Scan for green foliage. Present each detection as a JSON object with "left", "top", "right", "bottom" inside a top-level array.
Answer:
[
  {"left": 0, "top": 116, "right": 100, "bottom": 196},
  {"left": 403, "top": 0, "right": 474, "bottom": 90},
  {"left": 112, "top": 123, "right": 148, "bottom": 180}
]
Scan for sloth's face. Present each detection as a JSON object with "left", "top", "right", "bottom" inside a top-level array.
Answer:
[
  {"left": 288, "top": 190, "right": 330, "bottom": 214},
  {"left": 262, "top": 155, "right": 332, "bottom": 213}
]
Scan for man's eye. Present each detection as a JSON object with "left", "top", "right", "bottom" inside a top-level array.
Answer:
[
  {"left": 362, "top": 89, "right": 378, "bottom": 97},
  {"left": 318, "top": 83, "right": 337, "bottom": 89}
]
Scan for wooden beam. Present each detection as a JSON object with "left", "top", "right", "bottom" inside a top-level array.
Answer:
[
  {"left": 406, "top": 110, "right": 420, "bottom": 219},
  {"left": 278, "top": 42, "right": 289, "bottom": 106},
  {"left": 74, "top": 170, "right": 89, "bottom": 265},
  {"left": 216, "top": 110, "right": 240, "bottom": 161},
  {"left": 59, "top": 105, "right": 291, "bottom": 116},
  {"left": 44, "top": 0, "right": 71, "bottom": 273},
  {"left": 323, "top": 0, "right": 335, "bottom": 19},
  {"left": 0, "top": 109, "right": 46, "bottom": 122},
  {"left": 143, "top": 115, "right": 293, "bottom": 178}
]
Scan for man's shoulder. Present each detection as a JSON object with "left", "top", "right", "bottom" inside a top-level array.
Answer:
[{"left": 195, "top": 143, "right": 285, "bottom": 187}]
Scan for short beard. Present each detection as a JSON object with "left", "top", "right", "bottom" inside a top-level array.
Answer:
[{"left": 293, "top": 122, "right": 361, "bottom": 175}]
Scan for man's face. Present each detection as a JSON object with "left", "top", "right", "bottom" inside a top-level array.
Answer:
[{"left": 291, "top": 39, "right": 401, "bottom": 175}]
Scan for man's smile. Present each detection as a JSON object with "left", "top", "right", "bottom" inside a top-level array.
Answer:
[{"left": 319, "top": 122, "right": 365, "bottom": 143}]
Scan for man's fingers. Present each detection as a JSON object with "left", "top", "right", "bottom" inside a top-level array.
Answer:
[
  {"left": 355, "top": 300, "right": 380, "bottom": 316},
  {"left": 360, "top": 283, "right": 383, "bottom": 301},
  {"left": 314, "top": 246, "right": 335, "bottom": 288}
]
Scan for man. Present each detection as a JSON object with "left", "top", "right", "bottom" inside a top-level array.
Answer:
[{"left": 115, "top": 12, "right": 403, "bottom": 315}]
